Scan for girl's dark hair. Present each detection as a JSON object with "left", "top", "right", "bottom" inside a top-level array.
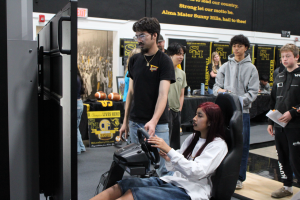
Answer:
[
  {"left": 182, "top": 102, "right": 226, "bottom": 160},
  {"left": 77, "top": 69, "right": 85, "bottom": 95},
  {"left": 167, "top": 42, "right": 186, "bottom": 56},
  {"left": 229, "top": 34, "right": 250, "bottom": 49},
  {"left": 133, "top": 17, "right": 161, "bottom": 43}
]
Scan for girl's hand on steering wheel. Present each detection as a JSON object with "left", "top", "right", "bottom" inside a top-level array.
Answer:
[{"left": 148, "top": 135, "right": 172, "bottom": 154}]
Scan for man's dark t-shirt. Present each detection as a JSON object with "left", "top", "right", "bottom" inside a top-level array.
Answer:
[{"left": 127, "top": 50, "right": 175, "bottom": 124}]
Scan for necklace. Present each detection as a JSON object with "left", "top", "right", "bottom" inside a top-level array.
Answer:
[{"left": 144, "top": 50, "right": 158, "bottom": 66}]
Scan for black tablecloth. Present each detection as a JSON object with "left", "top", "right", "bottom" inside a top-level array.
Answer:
[
  {"left": 181, "top": 95, "right": 217, "bottom": 126},
  {"left": 249, "top": 94, "right": 270, "bottom": 119}
]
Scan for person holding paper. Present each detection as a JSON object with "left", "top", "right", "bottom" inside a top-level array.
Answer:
[
  {"left": 213, "top": 34, "right": 259, "bottom": 189},
  {"left": 267, "top": 43, "right": 300, "bottom": 198}
]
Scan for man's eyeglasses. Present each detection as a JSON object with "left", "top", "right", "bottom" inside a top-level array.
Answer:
[{"left": 133, "top": 34, "right": 151, "bottom": 41}]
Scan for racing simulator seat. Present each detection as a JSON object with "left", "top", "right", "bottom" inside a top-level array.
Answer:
[{"left": 99, "top": 93, "right": 243, "bottom": 200}]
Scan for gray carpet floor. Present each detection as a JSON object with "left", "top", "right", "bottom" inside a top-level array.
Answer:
[{"left": 40, "top": 120, "right": 272, "bottom": 200}]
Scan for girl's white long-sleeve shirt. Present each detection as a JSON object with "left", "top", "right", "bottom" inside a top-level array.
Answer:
[{"left": 160, "top": 134, "right": 228, "bottom": 200}]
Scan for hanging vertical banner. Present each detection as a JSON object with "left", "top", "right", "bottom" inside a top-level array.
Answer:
[
  {"left": 256, "top": 46, "right": 276, "bottom": 86},
  {"left": 246, "top": 44, "right": 255, "bottom": 64},
  {"left": 121, "top": 39, "right": 138, "bottom": 67},
  {"left": 211, "top": 43, "right": 231, "bottom": 65},
  {"left": 185, "top": 41, "right": 211, "bottom": 91}
]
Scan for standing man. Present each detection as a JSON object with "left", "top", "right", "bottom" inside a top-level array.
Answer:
[
  {"left": 157, "top": 35, "right": 167, "bottom": 53},
  {"left": 213, "top": 34, "right": 259, "bottom": 189},
  {"left": 119, "top": 17, "right": 175, "bottom": 177},
  {"left": 267, "top": 43, "right": 300, "bottom": 198},
  {"left": 167, "top": 43, "right": 187, "bottom": 150}
]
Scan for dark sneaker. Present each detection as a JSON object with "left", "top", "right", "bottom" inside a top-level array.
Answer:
[
  {"left": 271, "top": 187, "right": 293, "bottom": 198},
  {"left": 236, "top": 180, "right": 243, "bottom": 189}
]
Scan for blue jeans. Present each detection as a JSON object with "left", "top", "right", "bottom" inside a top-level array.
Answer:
[
  {"left": 77, "top": 99, "right": 86, "bottom": 154},
  {"left": 207, "top": 87, "right": 213, "bottom": 94},
  {"left": 239, "top": 113, "right": 250, "bottom": 181},
  {"left": 117, "top": 177, "right": 191, "bottom": 200},
  {"left": 129, "top": 121, "right": 173, "bottom": 177}
]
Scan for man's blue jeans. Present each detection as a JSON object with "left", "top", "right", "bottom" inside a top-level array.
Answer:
[
  {"left": 129, "top": 120, "right": 173, "bottom": 177},
  {"left": 77, "top": 99, "right": 86, "bottom": 154},
  {"left": 239, "top": 113, "right": 250, "bottom": 182}
]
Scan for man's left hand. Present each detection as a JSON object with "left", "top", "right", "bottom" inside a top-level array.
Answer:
[{"left": 278, "top": 111, "right": 292, "bottom": 123}]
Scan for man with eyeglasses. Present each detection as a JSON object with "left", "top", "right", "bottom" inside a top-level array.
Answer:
[{"left": 119, "top": 17, "right": 175, "bottom": 177}]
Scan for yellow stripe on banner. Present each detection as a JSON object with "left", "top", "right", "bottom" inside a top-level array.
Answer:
[
  {"left": 269, "top": 47, "right": 276, "bottom": 87},
  {"left": 83, "top": 103, "right": 90, "bottom": 112},
  {"left": 87, "top": 111, "right": 120, "bottom": 119},
  {"left": 252, "top": 46, "right": 255, "bottom": 64},
  {"left": 205, "top": 42, "right": 212, "bottom": 90}
]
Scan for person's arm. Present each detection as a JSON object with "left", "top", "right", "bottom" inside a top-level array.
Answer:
[
  {"left": 167, "top": 139, "right": 228, "bottom": 181},
  {"left": 179, "top": 88, "right": 185, "bottom": 111},
  {"left": 210, "top": 70, "right": 217, "bottom": 78},
  {"left": 144, "top": 80, "right": 171, "bottom": 136},
  {"left": 119, "top": 78, "right": 134, "bottom": 140},
  {"left": 213, "top": 64, "right": 226, "bottom": 95},
  {"left": 241, "top": 67, "right": 259, "bottom": 107}
]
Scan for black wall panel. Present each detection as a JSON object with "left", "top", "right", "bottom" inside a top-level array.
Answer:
[{"left": 34, "top": 0, "right": 145, "bottom": 21}]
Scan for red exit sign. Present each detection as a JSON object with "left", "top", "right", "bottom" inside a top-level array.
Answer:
[{"left": 77, "top": 8, "right": 88, "bottom": 18}]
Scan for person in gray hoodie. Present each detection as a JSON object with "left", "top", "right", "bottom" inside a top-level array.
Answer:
[{"left": 213, "top": 34, "right": 259, "bottom": 189}]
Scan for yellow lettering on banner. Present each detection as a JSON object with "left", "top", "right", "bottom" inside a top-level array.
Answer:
[
  {"left": 205, "top": 8, "right": 213, "bottom": 12},
  {"left": 216, "top": 47, "right": 227, "bottom": 59},
  {"left": 212, "top": 1, "right": 220, "bottom": 5},
  {"left": 214, "top": 9, "right": 227, "bottom": 14},
  {"left": 201, "top": 0, "right": 211, "bottom": 4},
  {"left": 210, "top": 15, "right": 222, "bottom": 21},
  {"left": 179, "top": 4, "right": 198, "bottom": 11},
  {"left": 177, "top": 12, "right": 193, "bottom": 17},
  {"left": 162, "top": 10, "right": 177, "bottom": 16},
  {"left": 270, "top": 60, "right": 275, "bottom": 83},
  {"left": 222, "top": 17, "right": 231, "bottom": 22},
  {"left": 198, "top": 6, "right": 204, "bottom": 11},
  {"left": 237, "top": 19, "right": 246, "bottom": 24},
  {"left": 260, "top": 50, "right": 270, "bottom": 60},
  {"left": 220, "top": 2, "right": 239, "bottom": 9},
  {"left": 88, "top": 111, "right": 121, "bottom": 119},
  {"left": 194, "top": 14, "right": 209, "bottom": 20},
  {"left": 189, "top": 46, "right": 204, "bottom": 58}
]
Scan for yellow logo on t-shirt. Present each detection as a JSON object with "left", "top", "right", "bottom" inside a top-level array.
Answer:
[{"left": 150, "top": 65, "right": 158, "bottom": 72}]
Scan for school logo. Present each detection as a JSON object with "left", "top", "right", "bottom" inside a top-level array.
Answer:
[
  {"left": 260, "top": 50, "right": 270, "bottom": 60},
  {"left": 99, "top": 119, "right": 111, "bottom": 131},
  {"left": 189, "top": 46, "right": 203, "bottom": 58},
  {"left": 216, "top": 47, "right": 227, "bottom": 59},
  {"left": 150, "top": 65, "right": 158, "bottom": 72},
  {"left": 294, "top": 74, "right": 300, "bottom": 77},
  {"left": 125, "top": 44, "right": 137, "bottom": 56}
]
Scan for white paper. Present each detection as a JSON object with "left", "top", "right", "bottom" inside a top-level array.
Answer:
[{"left": 266, "top": 110, "right": 287, "bottom": 127}]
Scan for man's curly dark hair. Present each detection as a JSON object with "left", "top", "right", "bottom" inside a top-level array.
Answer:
[
  {"left": 133, "top": 17, "right": 160, "bottom": 43},
  {"left": 229, "top": 34, "right": 250, "bottom": 48}
]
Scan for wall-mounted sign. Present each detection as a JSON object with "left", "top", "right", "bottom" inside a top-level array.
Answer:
[
  {"left": 281, "top": 30, "right": 290, "bottom": 38},
  {"left": 78, "top": 8, "right": 88, "bottom": 18}
]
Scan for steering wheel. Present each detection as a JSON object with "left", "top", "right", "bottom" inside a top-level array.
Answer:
[{"left": 137, "top": 128, "right": 160, "bottom": 169}]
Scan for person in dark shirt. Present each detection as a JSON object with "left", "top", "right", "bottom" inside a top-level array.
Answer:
[
  {"left": 207, "top": 52, "right": 221, "bottom": 94},
  {"left": 267, "top": 43, "right": 300, "bottom": 198},
  {"left": 119, "top": 17, "right": 175, "bottom": 177},
  {"left": 258, "top": 74, "right": 270, "bottom": 94}
]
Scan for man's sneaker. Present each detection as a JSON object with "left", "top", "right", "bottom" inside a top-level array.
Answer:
[
  {"left": 271, "top": 187, "right": 293, "bottom": 198},
  {"left": 236, "top": 180, "right": 243, "bottom": 189}
]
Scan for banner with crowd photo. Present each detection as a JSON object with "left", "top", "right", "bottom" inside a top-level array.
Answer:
[
  {"left": 121, "top": 39, "right": 138, "bottom": 69},
  {"left": 256, "top": 46, "right": 276, "bottom": 86},
  {"left": 211, "top": 42, "right": 231, "bottom": 65},
  {"left": 77, "top": 29, "right": 113, "bottom": 100},
  {"left": 185, "top": 41, "right": 212, "bottom": 91}
]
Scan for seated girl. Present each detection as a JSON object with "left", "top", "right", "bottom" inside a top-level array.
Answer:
[{"left": 91, "top": 102, "right": 228, "bottom": 200}]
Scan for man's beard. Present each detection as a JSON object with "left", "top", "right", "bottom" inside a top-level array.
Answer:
[
  {"left": 158, "top": 45, "right": 163, "bottom": 51},
  {"left": 139, "top": 43, "right": 149, "bottom": 54}
]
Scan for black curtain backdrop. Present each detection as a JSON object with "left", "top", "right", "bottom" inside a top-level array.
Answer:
[{"left": 212, "top": 42, "right": 231, "bottom": 65}]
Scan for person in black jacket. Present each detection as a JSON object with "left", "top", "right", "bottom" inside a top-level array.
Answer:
[{"left": 267, "top": 43, "right": 300, "bottom": 198}]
